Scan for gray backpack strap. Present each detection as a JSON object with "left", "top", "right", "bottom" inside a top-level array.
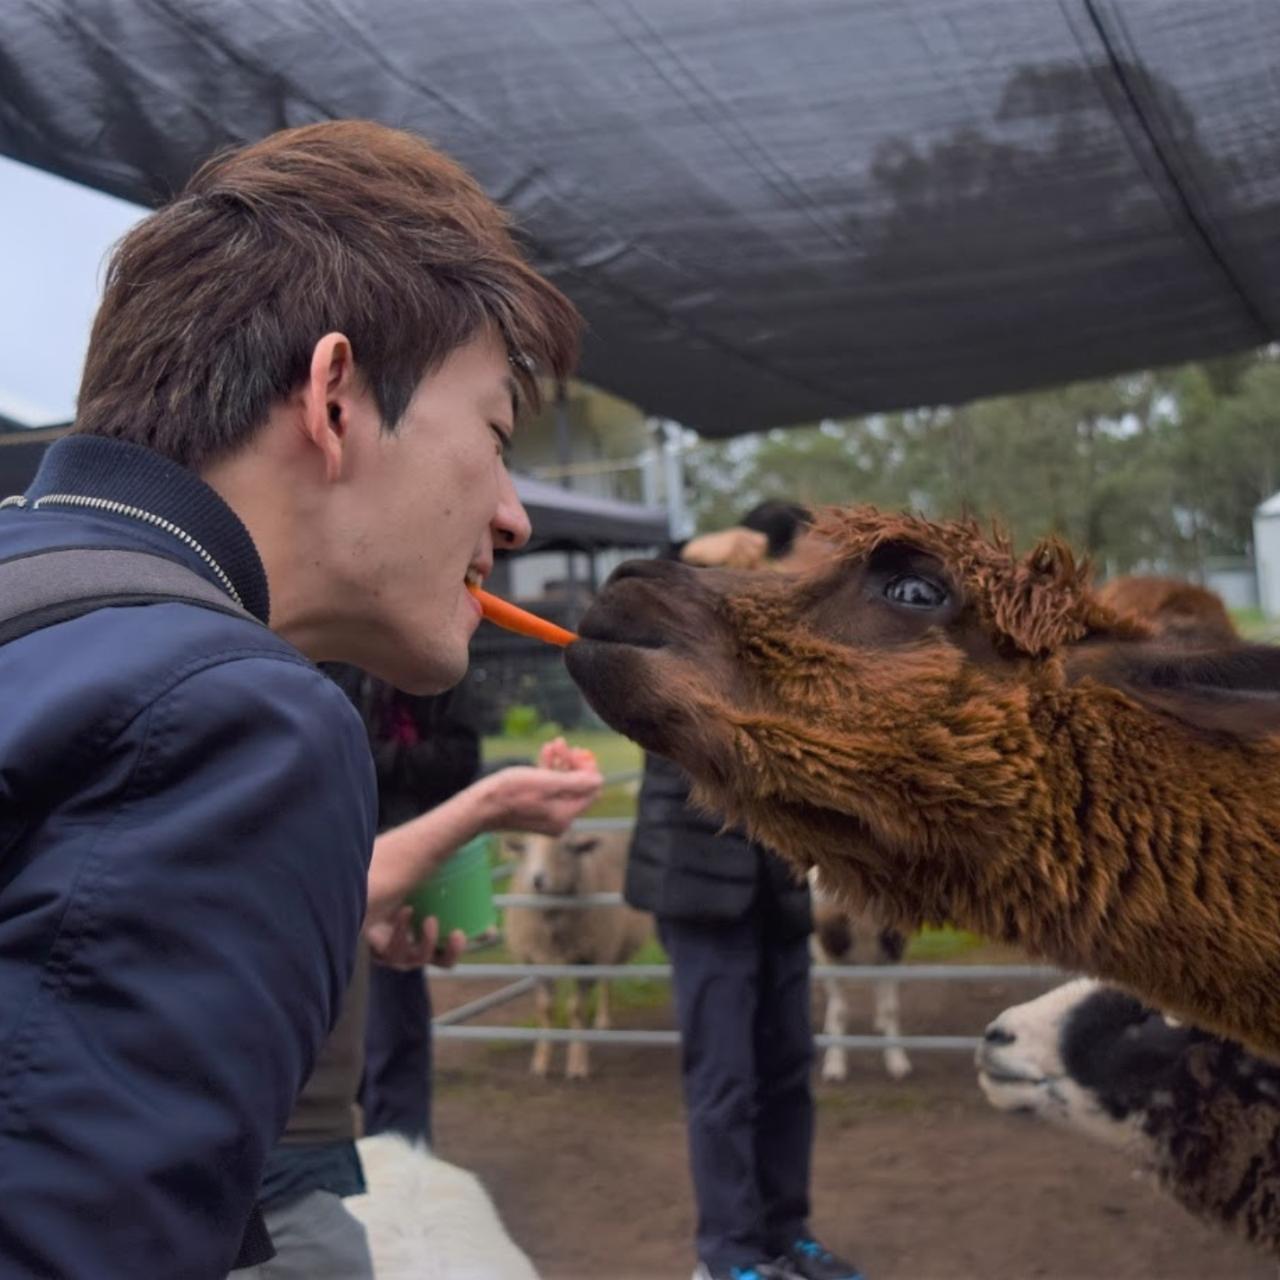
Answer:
[{"left": 0, "top": 547, "right": 257, "bottom": 646}]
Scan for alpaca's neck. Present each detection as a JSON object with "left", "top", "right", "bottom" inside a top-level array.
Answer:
[
  {"left": 757, "top": 679, "right": 1280, "bottom": 1057},
  {"left": 969, "top": 686, "right": 1280, "bottom": 1052}
]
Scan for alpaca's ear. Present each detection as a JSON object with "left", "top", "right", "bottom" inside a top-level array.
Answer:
[
  {"left": 1066, "top": 642, "right": 1280, "bottom": 739},
  {"left": 986, "top": 538, "right": 1098, "bottom": 657}
]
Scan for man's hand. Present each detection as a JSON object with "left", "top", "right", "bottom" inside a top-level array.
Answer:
[
  {"left": 537, "top": 736, "right": 598, "bottom": 773},
  {"left": 364, "top": 737, "right": 603, "bottom": 954},
  {"left": 479, "top": 752, "right": 604, "bottom": 836},
  {"left": 365, "top": 906, "right": 466, "bottom": 971}
]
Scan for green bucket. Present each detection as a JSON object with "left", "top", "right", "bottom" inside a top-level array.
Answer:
[{"left": 405, "top": 834, "right": 498, "bottom": 940}]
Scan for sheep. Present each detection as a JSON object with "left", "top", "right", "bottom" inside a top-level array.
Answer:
[
  {"left": 809, "top": 869, "right": 911, "bottom": 1082},
  {"left": 502, "top": 828, "right": 651, "bottom": 1079},
  {"left": 976, "top": 979, "right": 1280, "bottom": 1262},
  {"left": 346, "top": 1132, "right": 540, "bottom": 1280},
  {"left": 564, "top": 507, "right": 1280, "bottom": 1056}
]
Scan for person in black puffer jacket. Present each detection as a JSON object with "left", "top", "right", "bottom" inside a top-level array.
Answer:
[{"left": 627, "top": 502, "right": 864, "bottom": 1280}]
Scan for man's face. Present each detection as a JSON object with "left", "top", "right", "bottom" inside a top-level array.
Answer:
[{"left": 334, "top": 326, "right": 531, "bottom": 691}]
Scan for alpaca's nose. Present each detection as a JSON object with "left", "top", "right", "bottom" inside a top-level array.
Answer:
[
  {"left": 605, "top": 558, "right": 690, "bottom": 586},
  {"left": 983, "top": 1023, "right": 1016, "bottom": 1047},
  {"left": 531, "top": 872, "right": 548, "bottom": 894}
]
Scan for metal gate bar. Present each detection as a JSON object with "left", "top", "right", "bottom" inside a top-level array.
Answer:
[
  {"left": 433, "top": 977, "right": 539, "bottom": 1027},
  {"left": 433, "top": 1025, "right": 983, "bottom": 1051},
  {"left": 433, "top": 962, "right": 1063, "bottom": 983}
]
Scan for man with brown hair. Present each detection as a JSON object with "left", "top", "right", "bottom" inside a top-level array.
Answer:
[{"left": 0, "top": 121, "right": 579, "bottom": 1278}]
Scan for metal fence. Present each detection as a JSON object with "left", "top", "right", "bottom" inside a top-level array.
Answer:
[{"left": 435, "top": 801, "right": 1066, "bottom": 1053}]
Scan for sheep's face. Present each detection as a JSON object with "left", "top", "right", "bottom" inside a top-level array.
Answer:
[
  {"left": 566, "top": 508, "right": 1128, "bottom": 862},
  {"left": 504, "top": 832, "right": 601, "bottom": 898},
  {"left": 977, "top": 978, "right": 1188, "bottom": 1158}
]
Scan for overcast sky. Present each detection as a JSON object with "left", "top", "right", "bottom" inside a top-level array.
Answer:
[{"left": 0, "top": 156, "right": 145, "bottom": 425}]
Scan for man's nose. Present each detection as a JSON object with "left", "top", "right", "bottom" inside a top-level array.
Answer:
[{"left": 494, "top": 468, "right": 532, "bottom": 551}]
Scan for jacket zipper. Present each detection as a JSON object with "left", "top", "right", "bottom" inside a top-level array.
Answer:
[{"left": 0, "top": 492, "right": 244, "bottom": 609}]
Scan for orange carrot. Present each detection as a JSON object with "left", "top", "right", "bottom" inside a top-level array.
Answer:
[{"left": 468, "top": 584, "right": 578, "bottom": 647}]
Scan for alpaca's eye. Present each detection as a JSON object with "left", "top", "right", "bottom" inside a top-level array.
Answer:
[{"left": 885, "top": 574, "right": 947, "bottom": 608}]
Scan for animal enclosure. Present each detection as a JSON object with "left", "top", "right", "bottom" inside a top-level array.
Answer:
[{"left": 428, "top": 958, "right": 1273, "bottom": 1280}]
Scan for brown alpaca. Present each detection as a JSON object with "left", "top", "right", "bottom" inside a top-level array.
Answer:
[
  {"left": 565, "top": 509, "right": 1280, "bottom": 1058},
  {"left": 1097, "top": 575, "right": 1239, "bottom": 646}
]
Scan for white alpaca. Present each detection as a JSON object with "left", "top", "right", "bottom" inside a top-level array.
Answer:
[
  {"left": 808, "top": 869, "right": 911, "bottom": 1082},
  {"left": 347, "top": 1133, "right": 540, "bottom": 1280}
]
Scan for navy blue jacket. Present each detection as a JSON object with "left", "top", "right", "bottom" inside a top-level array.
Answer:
[{"left": 0, "top": 437, "right": 376, "bottom": 1278}]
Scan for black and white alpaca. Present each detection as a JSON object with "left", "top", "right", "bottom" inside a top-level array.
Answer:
[
  {"left": 977, "top": 978, "right": 1280, "bottom": 1263},
  {"left": 809, "top": 870, "right": 911, "bottom": 1082}
]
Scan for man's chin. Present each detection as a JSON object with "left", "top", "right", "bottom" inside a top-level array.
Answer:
[{"left": 361, "top": 637, "right": 467, "bottom": 697}]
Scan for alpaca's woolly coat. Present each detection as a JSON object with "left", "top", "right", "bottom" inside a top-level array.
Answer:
[{"left": 567, "top": 508, "right": 1280, "bottom": 1057}]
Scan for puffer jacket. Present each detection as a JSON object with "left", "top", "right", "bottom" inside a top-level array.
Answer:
[{"left": 624, "top": 751, "right": 810, "bottom": 938}]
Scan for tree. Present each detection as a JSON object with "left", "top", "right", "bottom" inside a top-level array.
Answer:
[{"left": 685, "top": 350, "right": 1275, "bottom": 578}]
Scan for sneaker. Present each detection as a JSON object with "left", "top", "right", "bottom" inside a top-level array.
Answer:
[
  {"left": 773, "top": 1237, "right": 865, "bottom": 1280},
  {"left": 692, "top": 1263, "right": 793, "bottom": 1280}
]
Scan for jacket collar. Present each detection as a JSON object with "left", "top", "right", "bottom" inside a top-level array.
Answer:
[{"left": 27, "top": 435, "right": 270, "bottom": 623}]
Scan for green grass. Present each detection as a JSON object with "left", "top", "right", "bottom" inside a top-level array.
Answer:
[
  {"left": 455, "top": 935, "right": 669, "bottom": 1025},
  {"left": 610, "top": 935, "right": 670, "bottom": 1013},
  {"left": 1231, "top": 606, "right": 1278, "bottom": 642},
  {"left": 904, "top": 925, "right": 983, "bottom": 962}
]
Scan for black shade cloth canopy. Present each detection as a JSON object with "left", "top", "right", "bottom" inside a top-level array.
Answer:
[{"left": 3, "top": 1, "right": 1278, "bottom": 436}]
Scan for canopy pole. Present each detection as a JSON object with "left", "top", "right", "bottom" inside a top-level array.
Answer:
[
  {"left": 554, "top": 382, "right": 584, "bottom": 617},
  {"left": 661, "top": 419, "right": 691, "bottom": 542}
]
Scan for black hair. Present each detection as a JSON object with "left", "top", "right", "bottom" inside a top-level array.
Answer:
[{"left": 740, "top": 501, "right": 812, "bottom": 560}]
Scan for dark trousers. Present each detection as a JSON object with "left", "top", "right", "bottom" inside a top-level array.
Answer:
[
  {"left": 660, "top": 905, "right": 814, "bottom": 1270},
  {"left": 358, "top": 967, "right": 433, "bottom": 1144}
]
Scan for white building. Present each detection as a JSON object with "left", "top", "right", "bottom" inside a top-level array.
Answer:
[{"left": 1255, "top": 490, "right": 1280, "bottom": 618}]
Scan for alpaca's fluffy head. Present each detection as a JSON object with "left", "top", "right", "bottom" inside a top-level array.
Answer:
[
  {"left": 572, "top": 512, "right": 1140, "bottom": 885},
  {"left": 566, "top": 510, "right": 1280, "bottom": 888}
]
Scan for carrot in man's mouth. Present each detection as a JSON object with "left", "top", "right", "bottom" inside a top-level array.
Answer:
[{"left": 467, "top": 583, "right": 578, "bottom": 647}]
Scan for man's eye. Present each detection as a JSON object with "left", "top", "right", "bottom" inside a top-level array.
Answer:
[
  {"left": 884, "top": 574, "right": 947, "bottom": 608},
  {"left": 491, "top": 424, "right": 512, "bottom": 460}
]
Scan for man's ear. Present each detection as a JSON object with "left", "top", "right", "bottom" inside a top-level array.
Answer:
[{"left": 299, "top": 332, "right": 358, "bottom": 483}]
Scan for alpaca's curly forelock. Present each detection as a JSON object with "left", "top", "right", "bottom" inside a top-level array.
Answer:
[{"left": 812, "top": 506, "right": 1142, "bottom": 656}]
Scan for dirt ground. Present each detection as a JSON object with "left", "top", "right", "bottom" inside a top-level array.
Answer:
[{"left": 428, "top": 959, "right": 1271, "bottom": 1280}]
